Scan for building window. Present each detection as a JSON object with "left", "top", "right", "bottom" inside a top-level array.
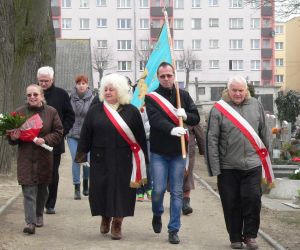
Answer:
[
  {"left": 209, "top": 18, "right": 219, "bottom": 27},
  {"left": 192, "top": 0, "right": 201, "bottom": 8},
  {"left": 251, "top": 60, "right": 260, "bottom": 70},
  {"left": 275, "top": 42, "right": 284, "bottom": 50},
  {"left": 262, "top": 60, "right": 271, "bottom": 70},
  {"left": 140, "top": 0, "right": 148, "bottom": 8},
  {"left": 51, "top": 0, "right": 59, "bottom": 7},
  {"left": 250, "top": 39, "right": 260, "bottom": 49},
  {"left": 198, "top": 87, "right": 205, "bottom": 95},
  {"left": 262, "top": 18, "right": 271, "bottom": 28},
  {"left": 97, "top": 0, "right": 107, "bottom": 6},
  {"left": 97, "top": 18, "right": 107, "bottom": 28},
  {"left": 97, "top": 40, "right": 107, "bottom": 48},
  {"left": 251, "top": 18, "right": 260, "bottom": 29},
  {"left": 229, "top": 18, "right": 243, "bottom": 29},
  {"left": 275, "top": 75, "right": 284, "bottom": 83},
  {"left": 117, "top": 0, "right": 131, "bottom": 8},
  {"left": 275, "top": 25, "right": 284, "bottom": 34},
  {"left": 229, "top": 39, "right": 243, "bottom": 49},
  {"left": 230, "top": 0, "right": 243, "bottom": 8},
  {"left": 209, "top": 60, "right": 219, "bottom": 69},
  {"left": 250, "top": 0, "right": 260, "bottom": 8},
  {"left": 262, "top": 39, "right": 271, "bottom": 48},
  {"left": 276, "top": 58, "right": 284, "bottom": 67},
  {"left": 140, "top": 40, "right": 149, "bottom": 50},
  {"left": 53, "top": 19, "right": 59, "bottom": 29},
  {"left": 174, "top": 0, "right": 184, "bottom": 9},
  {"left": 192, "top": 18, "right": 201, "bottom": 29},
  {"left": 208, "top": 0, "right": 218, "bottom": 6},
  {"left": 151, "top": 19, "right": 161, "bottom": 28},
  {"left": 139, "top": 61, "right": 146, "bottom": 71},
  {"left": 211, "top": 87, "right": 225, "bottom": 101},
  {"left": 229, "top": 60, "right": 243, "bottom": 70},
  {"left": 117, "top": 19, "right": 131, "bottom": 29},
  {"left": 192, "top": 60, "right": 202, "bottom": 70},
  {"left": 209, "top": 39, "right": 219, "bottom": 49},
  {"left": 174, "top": 19, "right": 184, "bottom": 30},
  {"left": 62, "top": 0, "right": 71, "bottom": 8},
  {"left": 176, "top": 60, "right": 185, "bottom": 70},
  {"left": 140, "top": 19, "right": 149, "bottom": 29},
  {"left": 118, "top": 61, "right": 132, "bottom": 71},
  {"left": 80, "top": 18, "right": 90, "bottom": 29},
  {"left": 174, "top": 40, "right": 184, "bottom": 50},
  {"left": 192, "top": 39, "right": 201, "bottom": 50},
  {"left": 117, "top": 40, "right": 132, "bottom": 50},
  {"left": 62, "top": 18, "right": 72, "bottom": 29},
  {"left": 152, "top": 0, "right": 160, "bottom": 6},
  {"left": 80, "top": 0, "right": 89, "bottom": 8},
  {"left": 250, "top": 81, "right": 260, "bottom": 86}
]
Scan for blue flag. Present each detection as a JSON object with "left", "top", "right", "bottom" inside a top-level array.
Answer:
[{"left": 131, "top": 23, "right": 172, "bottom": 109}]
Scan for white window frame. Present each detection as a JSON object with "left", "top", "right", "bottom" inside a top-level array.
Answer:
[
  {"left": 139, "top": 0, "right": 149, "bottom": 8},
  {"left": 140, "top": 40, "right": 149, "bottom": 50},
  {"left": 275, "top": 75, "right": 284, "bottom": 83},
  {"left": 117, "top": 19, "right": 131, "bottom": 29},
  {"left": 275, "top": 25, "right": 284, "bottom": 34},
  {"left": 209, "top": 0, "right": 218, "bottom": 6},
  {"left": 251, "top": 18, "right": 260, "bottom": 29},
  {"left": 176, "top": 60, "right": 185, "bottom": 71},
  {"left": 192, "top": 60, "right": 202, "bottom": 70},
  {"left": 251, "top": 39, "right": 260, "bottom": 49},
  {"left": 174, "top": 0, "right": 184, "bottom": 9},
  {"left": 97, "top": 18, "right": 107, "bottom": 28},
  {"left": 251, "top": 60, "right": 260, "bottom": 70},
  {"left": 117, "top": 0, "right": 131, "bottom": 8},
  {"left": 140, "top": 18, "right": 149, "bottom": 29},
  {"left": 192, "top": 39, "right": 201, "bottom": 50},
  {"left": 262, "top": 39, "right": 271, "bottom": 49},
  {"left": 276, "top": 58, "right": 284, "bottom": 67},
  {"left": 230, "top": 60, "right": 243, "bottom": 70},
  {"left": 229, "top": 39, "right": 243, "bottom": 49},
  {"left": 229, "top": 18, "right": 243, "bottom": 29},
  {"left": 209, "top": 18, "right": 219, "bottom": 27},
  {"left": 118, "top": 61, "right": 132, "bottom": 71},
  {"left": 80, "top": 0, "right": 89, "bottom": 8},
  {"left": 174, "top": 19, "right": 184, "bottom": 30},
  {"left": 151, "top": 20, "right": 161, "bottom": 28},
  {"left": 230, "top": 0, "right": 243, "bottom": 8},
  {"left": 262, "top": 60, "right": 271, "bottom": 70},
  {"left": 117, "top": 40, "right": 132, "bottom": 50},
  {"left": 250, "top": 0, "right": 260, "bottom": 8},
  {"left": 139, "top": 60, "right": 146, "bottom": 71},
  {"left": 192, "top": 18, "right": 201, "bottom": 29},
  {"left": 209, "top": 39, "right": 219, "bottom": 49},
  {"left": 62, "top": 18, "right": 72, "bottom": 29},
  {"left": 80, "top": 18, "right": 90, "bottom": 29},
  {"left": 53, "top": 19, "right": 59, "bottom": 29},
  {"left": 275, "top": 42, "right": 284, "bottom": 50},
  {"left": 192, "top": 0, "right": 201, "bottom": 8},
  {"left": 209, "top": 60, "right": 219, "bottom": 69},
  {"left": 62, "top": 0, "right": 71, "bottom": 8},
  {"left": 174, "top": 40, "right": 184, "bottom": 50},
  {"left": 96, "top": 0, "right": 107, "bottom": 6},
  {"left": 97, "top": 40, "right": 107, "bottom": 48}
]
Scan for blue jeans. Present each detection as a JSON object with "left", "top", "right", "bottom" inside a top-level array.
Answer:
[
  {"left": 67, "top": 137, "right": 89, "bottom": 184},
  {"left": 150, "top": 152, "right": 186, "bottom": 233}
]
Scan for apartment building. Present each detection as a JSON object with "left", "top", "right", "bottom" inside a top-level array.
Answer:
[{"left": 51, "top": 0, "right": 275, "bottom": 112}]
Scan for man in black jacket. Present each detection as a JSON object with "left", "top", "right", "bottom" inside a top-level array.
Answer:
[
  {"left": 145, "top": 62, "right": 200, "bottom": 244},
  {"left": 37, "top": 66, "right": 75, "bottom": 214}
]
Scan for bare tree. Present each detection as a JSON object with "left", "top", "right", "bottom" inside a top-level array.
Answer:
[
  {"left": 178, "top": 48, "right": 200, "bottom": 91},
  {"left": 92, "top": 46, "right": 114, "bottom": 88},
  {"left": 0, "top": 0, "right": 55, "bottom": 174},
  {"left": 135, "top": 37, "right": 152, "bottom": 79}
]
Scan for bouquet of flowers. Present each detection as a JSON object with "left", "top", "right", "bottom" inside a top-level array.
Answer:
[{"left": 0, "top": 112, "right": 53, "bottom": 151}]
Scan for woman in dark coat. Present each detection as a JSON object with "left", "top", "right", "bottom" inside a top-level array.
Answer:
[
  {"left": 75, "top": 73, "right": 147, "bottom": 240},
  {"left": 9, "top": 84, "right": 63, "bottom": 234}
]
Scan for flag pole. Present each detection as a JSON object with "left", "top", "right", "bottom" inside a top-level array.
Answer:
[{"left": 163, "top": 8, "right": 187, "bottom": 159}]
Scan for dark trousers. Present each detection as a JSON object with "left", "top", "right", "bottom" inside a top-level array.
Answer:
[
  {"left": 46, "top": 154, "right": 61, "bottom": 209},
  {"left": 217, "top": 166, "right": 262, "bottom": 243}
]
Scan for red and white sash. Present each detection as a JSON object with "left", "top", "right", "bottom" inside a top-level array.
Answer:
[
  {"left": 103, "top": 101, "right": 147, "bottom": 188},
  {"left": 214, "top": 99, "right": 274, "bottom": 185}
]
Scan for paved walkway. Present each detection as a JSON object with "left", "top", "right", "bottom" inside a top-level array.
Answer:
[{"left": 0, "top": 148, "right": 277, "bottom": 249}]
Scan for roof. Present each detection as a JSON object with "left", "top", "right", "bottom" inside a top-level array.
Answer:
[{"left": 55, "top": 39, "right": 93, "bottom": 92}]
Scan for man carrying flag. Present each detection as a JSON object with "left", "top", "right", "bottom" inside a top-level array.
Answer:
[
  {"left": 145, "top": 62, "right": 200, "bottom": 244},
  {"left": 205, "top": 75, "right": 274, "bottom": 250}
]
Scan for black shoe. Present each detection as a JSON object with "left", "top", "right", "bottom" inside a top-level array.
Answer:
[
  {"left": 74, "top": 184, "right": 81, "bottom": 200},
  {"left": 82, "top": 179, "right": 89, "bottom": 196},
  {"left": 23, "top": 224, "right": 35, "bottom": 234},
  {"left": 152, "top": 215, "right": 162, "bottom": 233},
  {"left": 168, "top": 231, "right": 180, "bottom": 244},
  {"left": 182, "top": 197, "right": 193, "bottom": 215},
  {"left": 45, "top": 208, "right": 56, "bottom": 214}
]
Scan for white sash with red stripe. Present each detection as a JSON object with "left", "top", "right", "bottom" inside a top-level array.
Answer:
[
  {"left": 214, "top": 99, "right": 274, "bottom": 185},
  {"left": 103, "top": 101, "right": 147, "bottom": 188}
]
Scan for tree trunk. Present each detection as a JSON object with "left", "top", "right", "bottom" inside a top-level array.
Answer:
[
  {"left": 185, "top": 69, "right": 190, "bottom": 91},
  {"left": 0, "top": 0, "right": 55, "bottom": 175}
]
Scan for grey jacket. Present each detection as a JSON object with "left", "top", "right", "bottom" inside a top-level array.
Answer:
[
  {"left": 205, "top": 90, "right": 269, "bottom": 176},
  {"left": 67, "top": 87, "right": 94, "bottom": 139}
]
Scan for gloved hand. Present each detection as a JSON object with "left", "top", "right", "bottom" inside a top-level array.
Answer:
[
  {"left": 170, "top": 127, "right": 187, "bottom": 137},
  {"left": 176, "top": 108, "right": 187, "bottom": 121},
  {"left": 79, "top": 162, "right": 90, "bottom": 168}
]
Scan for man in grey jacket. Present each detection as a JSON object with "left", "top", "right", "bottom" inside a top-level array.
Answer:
[{"left": 205, "top": 75, "right": 268, "bottom": 250}]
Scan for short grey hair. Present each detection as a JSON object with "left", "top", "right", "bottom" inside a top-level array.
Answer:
[
  {"left": 227, "top": 75, "right": 248, "bottom": 89},
  {"left": 99, "top": 73, "right": 131, "bottom": 105},
  {"left": 37, "top": 66, "right": 54, "bottom": 79}
]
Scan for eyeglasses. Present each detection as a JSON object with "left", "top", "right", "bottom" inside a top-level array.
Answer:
[
  {"left": 27, "top": 93, "right": 39, "bottom": 98},
  {"left": 38, "top": 80, "right": 50, "bottom": 83},
  {"left": 159, "top": 74, "right": 174, "bottom": 79}
]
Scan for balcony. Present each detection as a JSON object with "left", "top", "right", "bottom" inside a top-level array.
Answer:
[
  {"left": 150, "top": 27, "right": 173, "bottom": 39},
  {"left": 150, "top": 7, "right": 173, "bottom": 17},
  {"left": 261, "top": 6, "right": 273, "bottom": 17},
  {"left": 261, "top": 27, "right": 274, "bottom": 37},
  {"left": 261, "top": 48, "right": 273, "bottom": 58},
  {"left": 51, "top": 6, "right": 60, "bottom": 17},
  {"left": 261, "top": 70, "right": 273, "bottom": 80}
]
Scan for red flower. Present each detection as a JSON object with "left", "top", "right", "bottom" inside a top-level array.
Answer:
[{"left": 10, "top": 112, "right": 17, "bottom": 116}]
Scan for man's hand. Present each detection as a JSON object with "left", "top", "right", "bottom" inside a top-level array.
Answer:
[
  {"left": 170, "top": 127, "right": 187, "bottom": 137},
  {"left": 176, "top": 108, "right": 187, "bottom": 121}
]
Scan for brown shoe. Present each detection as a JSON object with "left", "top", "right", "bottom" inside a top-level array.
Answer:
[
  {"left": 36, "top": 216, "right": 44, "bottom": 227},
  {"left": 23, "top": 224, "right": 35, "bottom": 234},
  {"left": 100, "top": 216, "right": 112, "bottom": 234},
  {"left": 244, "top": 238, "right": 258, "bottom": 250},
  {"left": 111, "top": 217, "right": 123, "bottom": 240}
]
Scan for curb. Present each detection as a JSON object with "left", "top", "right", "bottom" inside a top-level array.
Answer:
[
  {"left": 0, "top": 190, "right": 22, "bottom": 216},
  {"left": 193, "top": 173, "right": 286, "bottom": 250}
]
